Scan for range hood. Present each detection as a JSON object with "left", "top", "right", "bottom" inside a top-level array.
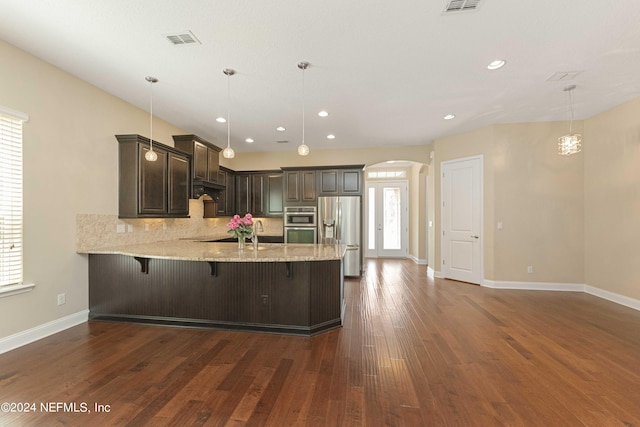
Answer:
[{"left": 193, "top": 179, "right": 225, "bottom": 199}]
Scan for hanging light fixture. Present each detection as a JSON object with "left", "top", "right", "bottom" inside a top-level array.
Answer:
[
  {"left": 558, "top": 85, "right": 582, "bottom": 156},
  {"left": 144, "top": 76, "right": 159, "bottom": 161},
  {"left": 222, "top": 68, "right": 236, "bottom": 159},
  {"left": 297, "top": 61, "right": 310, "bottom": 156}
]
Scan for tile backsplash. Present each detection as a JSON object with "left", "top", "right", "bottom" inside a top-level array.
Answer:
[{"left": 76, "top": 199, "right": 283, "bottom": 251}]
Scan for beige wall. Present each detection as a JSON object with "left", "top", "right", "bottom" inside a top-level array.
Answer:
[
  {"left": 584, "top": 96, "right": 640, "bottom": 300},
  {"left": 410, "top": 163, "right": 428, "bottom": 262},
  {"left": 432, "top": 122, "right": 585, "bottom": 284},
  {"left": 0, "top": 39, "right": 188, "bottom": 339},
  {"left": 432, "top": 126, "right": 496, "bottom": 278},
  {"left": 492, "top": 122, "right": 584, "bottom": 283}
]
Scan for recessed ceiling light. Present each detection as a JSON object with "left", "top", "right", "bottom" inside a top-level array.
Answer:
[
  {"left": 216, "top": 117, "right": 226, "bottom": 123},
  {"left": 444, "top": 114, "right": 456, "bottom": 120},
  {"left": 245, "top": 138, "right": 254, "bottom": 143},
  {"left": 276, "top": 126, "right": 285, "bottom": 132},
  {"left": 318, "top": 111, "right": 329, "bottom": 117},
  {"left": 487, "top": 59, "right": 506, "bottom": 70},
  {"left": 327, "top": 134, "right": 336, "bottom": 139}
]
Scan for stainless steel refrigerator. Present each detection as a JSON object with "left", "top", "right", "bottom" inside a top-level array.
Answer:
[{"left": 317, "top": 196, "right": 361, "bottom": 276}]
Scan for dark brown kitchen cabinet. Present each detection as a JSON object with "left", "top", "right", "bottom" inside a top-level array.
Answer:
[
  {"left": 235, "top": 173, "right": 251, "bottom": 215},
  {"left": 168, "top": 152, "right": 190, "bottom": 214},
  {"left": 316, "top": 166, "right": 364, "bottom": 196},
  {"left": 172, "top": 134, "right": 222, "bottom": 198},
  {"left": 138, "top": 144, "right": 168, "bottom": 215},
  {"left": 117, "top": 134, "right": 190, "bottom": 218},
  {"left": 234, "top": 171, "right": 283, "bottom": 217},
  {"left": 283, "top": 169, "right": 316, "bottom": 204},
  {"left": 215, "top": 167, "right": 235, "bottom": 216},
  {"left": 267, "top": 173, "right": 284, "bottom": 216}
]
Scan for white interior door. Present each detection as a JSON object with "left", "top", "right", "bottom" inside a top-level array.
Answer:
[
  {"left": 366, "top": 181, "right": 408, "bottom": 258},
  {"left": 441, "top": 156, "right": 483, "bottom": 284}
]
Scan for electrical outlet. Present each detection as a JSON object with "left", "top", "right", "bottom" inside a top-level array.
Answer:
[
  {"left": 527, "top": 266, "right": 533, "bottom": 274},
  {"left": 116, "top": 224, "right": 125, "bottom": 233},
  {"left": 127, "top": 224, "right": 133, "bottom": 233},
  {"left": 261, "top": 295, "right": 269, "bottom": 305},
  {"left": 144, "top": 223, "right": 150, "bottom": 231},
  {"left": 57, "top": 293, "right": 66, "bottom": 305}
]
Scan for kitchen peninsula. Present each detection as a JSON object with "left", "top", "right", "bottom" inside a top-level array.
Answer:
[{"left": 84, "top": 240, "right": 346, "bottom": 335}]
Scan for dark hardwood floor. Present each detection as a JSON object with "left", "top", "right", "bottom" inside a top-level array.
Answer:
[{"left": 1, "top": 258, "right": 640, "bottom": 426}]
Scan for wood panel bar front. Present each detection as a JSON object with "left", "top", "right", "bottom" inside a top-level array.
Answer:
[{"left": 88, "top": 254, "right": 343, "bottom": 335}]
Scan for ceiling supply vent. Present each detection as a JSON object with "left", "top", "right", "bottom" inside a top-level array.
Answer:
[
  {"left": 443, "top": 0, "right": 482, "bottom": 13},
  {"left": 164, "top": 30, "right": 201, "bottom": 45},
  {"left": 546, "top": 71, "right": 583, "bottom": 82},
  {"left": 276, "top": 140, "right": 289, "bottom": 144}
]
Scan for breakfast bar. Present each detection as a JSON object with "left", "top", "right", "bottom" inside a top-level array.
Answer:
[{"left": 85, "top": 240, "right": 346, "bottom": 335}]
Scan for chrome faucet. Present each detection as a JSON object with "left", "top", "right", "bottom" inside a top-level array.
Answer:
[{"left": 252, "top": 220, "right": 264, "bottom": 250}]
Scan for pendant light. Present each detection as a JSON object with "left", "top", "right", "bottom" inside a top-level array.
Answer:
[
  {"left": 297, "top": 61, "right": 310, "bottom": 156},
  {"left": 144, "top": 76, "right": 159, "bottom": 162},
  {"left": 557, "top": 85, "right": 582, "bottom": 156},
  {"left": 222, "top": 68, "right": 236, "bottom": 159}
]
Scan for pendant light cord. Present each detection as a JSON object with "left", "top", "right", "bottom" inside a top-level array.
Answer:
[
  {"left": 568, "top": 88, "right": 574, "bottom": 134},
  {"left": 149, "top": 79, "right": 154, "bottom": 150},
  {"left": 302, "top": 65, "right": 305, "bottom": 145},
  {"left": 563, "top": 85, "right": 577, "bottom": 134},
  {"left": 227, "top": 72, "right": 231, "bottom": 149}
]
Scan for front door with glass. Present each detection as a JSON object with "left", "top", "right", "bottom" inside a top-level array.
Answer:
[{"left": 365, "top": 181, "right": 408, "bottom": 258}]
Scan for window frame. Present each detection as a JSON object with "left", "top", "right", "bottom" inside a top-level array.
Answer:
[{"left": 0, "top": 106, "right": 33, "bottom": 297}]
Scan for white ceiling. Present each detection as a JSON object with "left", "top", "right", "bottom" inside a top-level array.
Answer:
[{"left": 2, "top": 0, "right": 640, "bottom": 153}]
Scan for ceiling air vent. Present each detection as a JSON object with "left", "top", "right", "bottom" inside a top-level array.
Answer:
[
  {"left": 443, "top": 0, "right": 482, "bottom": 13},
  {"left": 546, "top": 71, "right": 583, "bottom": 82},
  {"left": 164, "top": 30, "right": 201, "bottom": 46},
  {"left": 276, "top": 140, "right": 289, "bottom": 144}
]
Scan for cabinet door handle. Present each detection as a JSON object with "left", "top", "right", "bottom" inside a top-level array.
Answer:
[{"left": 471, "top": 235, "right": 479, "bottom": 239}]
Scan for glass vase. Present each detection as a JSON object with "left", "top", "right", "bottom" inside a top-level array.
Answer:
[{"left": 238, "top": 237, "right": 246, "bottom": 251}]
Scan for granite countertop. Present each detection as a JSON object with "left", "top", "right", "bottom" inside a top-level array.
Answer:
[{"left": 79, "top": 239, "right": 346, "bottom": 262}]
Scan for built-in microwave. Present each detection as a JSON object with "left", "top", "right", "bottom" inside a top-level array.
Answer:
[{"left": 284, "top": 206, "right": 317, "bottom": 227}]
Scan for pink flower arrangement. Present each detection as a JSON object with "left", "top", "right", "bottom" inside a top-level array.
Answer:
[{"left": 227, "top": 213, "right": 254, "bottom": 240}]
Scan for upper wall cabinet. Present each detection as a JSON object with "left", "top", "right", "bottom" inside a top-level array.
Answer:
[
  {"left": 214, "top": 166, "right": 236, "bottom": 217},
  {"left": 235, "top": 171, "right": 283, "bottom": 217},
  {"left": 316, "top": 165, "right": 364, "bottom": 196},
  {"left": 282, "top": 168, "right": 317, "bottom": 204},
  {"left": 116, "top": 134, "right": 190, "bottom": 218},
  {"left": 172, "top": 134, "right": 223, "bottom": 199}
]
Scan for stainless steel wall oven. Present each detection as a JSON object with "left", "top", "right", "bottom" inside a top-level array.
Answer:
[{"left": 284, "top": 206, "right": 317, "bottom": 243}]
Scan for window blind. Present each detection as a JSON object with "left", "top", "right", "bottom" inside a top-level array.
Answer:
[{"left": 0, "top": 109, "right": 26, "bottom": 287}]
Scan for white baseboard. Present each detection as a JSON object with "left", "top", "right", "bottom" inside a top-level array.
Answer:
[
  {"left": 482, "top": 279, "right": 584, "bottom": 292},
  {"left": 427, "top": 266, "right": 443, "bottom": 279},
  {"left": 481, "top": 280, "right": 640, "bottom": 312},
  {"left": 409, "top": 255, "right": 428, "bottom": 265},
  {"left": 584, "top": 285, "right": 640, "bottom": 311},
  {"left": 0, "top": 310, "right": 89, "bottom": 355}
]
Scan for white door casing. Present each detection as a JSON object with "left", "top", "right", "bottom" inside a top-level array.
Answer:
[{"left": 441, "top": 156, "right": 483, "bottom": 284}]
